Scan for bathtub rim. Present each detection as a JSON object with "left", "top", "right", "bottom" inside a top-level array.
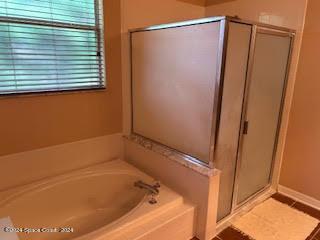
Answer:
[{"left": 0, "top": 159, "right": 153, "bottom": 208}]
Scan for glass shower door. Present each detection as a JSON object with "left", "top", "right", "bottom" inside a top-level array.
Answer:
[{"left": 236, "top": 29, "right": 292, "bottom": 205}]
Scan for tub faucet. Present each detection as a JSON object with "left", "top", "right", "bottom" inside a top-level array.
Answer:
[{"left": 134, "top": 180, "right": 160, "bottom": 204}]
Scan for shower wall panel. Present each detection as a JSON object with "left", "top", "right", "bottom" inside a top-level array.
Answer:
[{"left": 131, "top": 22, "right": 221, "bottom": 163}]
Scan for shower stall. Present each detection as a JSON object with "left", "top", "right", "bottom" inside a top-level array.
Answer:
[{"left": 129, "top": 16, "right": 294, "bottom": 222}]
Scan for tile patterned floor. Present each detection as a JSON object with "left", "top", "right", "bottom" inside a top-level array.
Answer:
[{"left": 192, "top": 193, "right": 320, "bottom": 240}]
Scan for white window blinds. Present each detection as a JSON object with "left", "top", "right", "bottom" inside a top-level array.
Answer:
[{"left": 0, "top": 0, "right": 104, "bottom": 94}]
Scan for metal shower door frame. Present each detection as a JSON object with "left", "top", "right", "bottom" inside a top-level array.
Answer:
[{"left": 229, "top": 25, "right": 296, "bottom": 213}]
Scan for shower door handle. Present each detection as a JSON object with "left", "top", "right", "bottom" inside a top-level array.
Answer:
[{"left": 243, "top": 121, "right": 249, "bottom": 135}]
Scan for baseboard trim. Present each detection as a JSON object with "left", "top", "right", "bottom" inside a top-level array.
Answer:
[{"left": 278, "top": 185, "right": 320, "bottom": 211}]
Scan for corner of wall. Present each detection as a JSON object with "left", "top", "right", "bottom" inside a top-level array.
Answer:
[{"left": 276, "top": 0, "right": 309, "bottom": 188}]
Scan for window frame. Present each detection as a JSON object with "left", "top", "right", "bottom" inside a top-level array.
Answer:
[{"left": 0, "top": 0, "right": 106, "bottom": 96}]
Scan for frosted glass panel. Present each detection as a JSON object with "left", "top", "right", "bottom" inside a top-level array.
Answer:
[
  {"left": 215, "top": 23, "right": 252, "bottom": 220},
  {"left": 237, "top": 32, "right": 291, "bottom": 204},
  {"left": 131, "top": 22, "right": 221, "bottom": 163}
]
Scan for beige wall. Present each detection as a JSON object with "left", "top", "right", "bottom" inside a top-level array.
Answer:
[
  {"left": 0, "top": 0, "right": 122, "bottom": 157},
  {"left": 206, "top": 0, "right": 306, "bottom": 29},
  {"left": 121, "top": 0, "right": 205, "bottom": 30},
  {"left": 205, "top": 0, "right": 308, "bottom": 187},
  {"left": 280, "top": 0, "right": 320, "bottom": 201}
]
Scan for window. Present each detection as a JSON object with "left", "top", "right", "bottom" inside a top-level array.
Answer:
[{"left": 0, "top": 0, "right": 104, "bottom": 95}]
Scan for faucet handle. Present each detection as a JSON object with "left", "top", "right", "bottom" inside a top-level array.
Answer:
[{"left": 153, "top": 181, "right": 160, "bottom": 188}]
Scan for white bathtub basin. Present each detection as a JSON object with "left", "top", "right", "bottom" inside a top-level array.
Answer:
[{"left": 0, "top": 160, "right": 195, "bottom": 240}]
